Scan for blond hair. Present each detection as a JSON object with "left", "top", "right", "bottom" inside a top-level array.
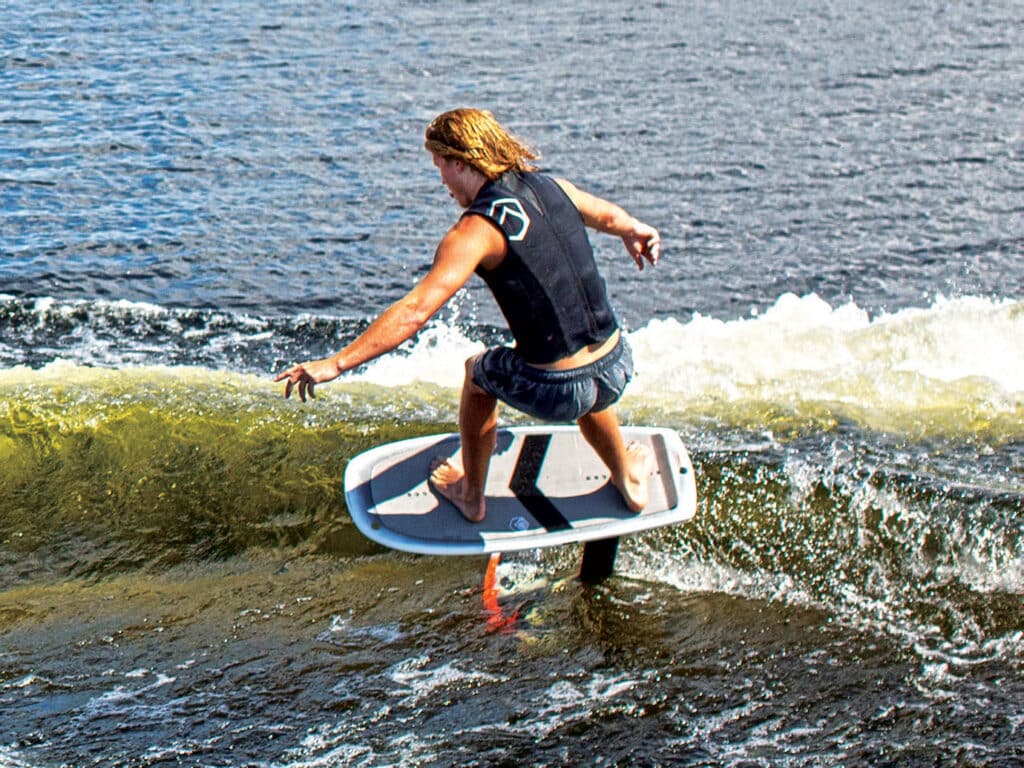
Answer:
[{"left": 424, "top": 108, "right": 539, "bottom": 180}]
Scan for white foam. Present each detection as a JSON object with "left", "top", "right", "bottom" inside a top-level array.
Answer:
[
  {"left": 387, "top": 656, "right": 502, "bottom": 708},
  {"left": 631, "top": 292, "right": 1024, "bottom": 399},
  {"left": 325, "top": 294, "right": 1024, "bottom": 422},
  {"left": 4, "top": 293, "right": 1020, "bottom": 437},
  {"left": 320, "top": 613, "right": 406, "bottom": 645},
  {"left": 80, "top": 672, "right": 177, "bottom": 720},
  {"left": 0, "top": 747, "right": 33, "bottom": 768},
  {"left": 349, "top": 323, "right": 485, "bottom": 389},
  {"left": 961, "top": 554, "right": 1024, "bottom": 594},
  {"left": 275, "top": 741, "right": 375, "bottom": 768}
]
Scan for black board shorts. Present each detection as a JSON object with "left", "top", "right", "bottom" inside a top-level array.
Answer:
[{"left": 472, "top": 336, "right": 634, "bottom": 422}]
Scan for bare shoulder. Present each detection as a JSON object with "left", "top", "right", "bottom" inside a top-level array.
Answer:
[
  {"left": 554, "top": 177, "right": 585, "bottom": 204},
  {"left": 554, "top": 177, "right": 607, "bottom": 215},
  {"left": 439, "top": 212, "right": 507, "bottom": 270},
  {"left": 551, "top": 178, "right": 627, "bottom": 234}
]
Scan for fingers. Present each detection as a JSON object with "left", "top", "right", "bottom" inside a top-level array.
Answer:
[
  {"left": 626, "top": 226, "right": 661, "bottom": 270},
  {"left": 275, "top": 365, "right": 316, "bottom": 402},
  {"left": 631, "top": 235, "right": 660, "bottom": 270},
  {"left": 289, "top": 376, "right": 314, "bottom": 402},
  {"left": 638, "top": 228, "right": 660, "bottom": 268},
  {"left": 645, "top": 235, "right": 660, "bottom": 266}
]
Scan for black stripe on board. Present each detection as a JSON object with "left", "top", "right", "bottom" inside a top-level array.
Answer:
[{"left": 509, "top": 433, "right": 572, "bottom": 532}]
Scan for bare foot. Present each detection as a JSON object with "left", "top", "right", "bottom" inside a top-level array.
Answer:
[
  {"left": 614, "top": 441, "right": 655, "bottom": 513},
  {"left": 429, "top": 457, "right": 486, "bottom": 523}
]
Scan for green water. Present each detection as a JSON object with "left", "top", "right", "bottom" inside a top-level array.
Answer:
[{"left": 1, "top": 363, "right": 1021, "bottom": 766}]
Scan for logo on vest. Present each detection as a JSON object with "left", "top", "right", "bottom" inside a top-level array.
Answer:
[{"left": 487, "top": 197, "right": 531, "bottom": 241}]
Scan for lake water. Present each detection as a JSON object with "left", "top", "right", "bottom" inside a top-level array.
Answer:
[{"left": 1, "top": 1, "right": 1022, "bottom": 765}]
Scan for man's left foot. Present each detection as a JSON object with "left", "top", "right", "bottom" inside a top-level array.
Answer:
[{"left": 614, "top": 441, "right": 655, "bottom": 513}]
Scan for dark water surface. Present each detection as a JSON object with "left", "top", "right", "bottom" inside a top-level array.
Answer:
[{"left": 1, "top": 0, "right": 1022, "bottom": 765}]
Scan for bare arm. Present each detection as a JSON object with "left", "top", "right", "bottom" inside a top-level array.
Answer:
[
  {"left": 275, "top": 215, "right": 505, "bottom": 401},
  {"left": 555, "top": 178, "right": 660, "bottom": 270}
]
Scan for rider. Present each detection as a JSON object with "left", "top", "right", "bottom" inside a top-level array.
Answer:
[{"left": 277, "top": 108, "right": 661, "bottom": 522}]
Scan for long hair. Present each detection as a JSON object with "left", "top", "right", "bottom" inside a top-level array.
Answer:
[{"left": 424, "top": 108, "right": 539, "bottom": 180}]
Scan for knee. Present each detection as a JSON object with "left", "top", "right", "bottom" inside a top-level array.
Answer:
[{"left": 463, "top": 354, "right": 487, "bottom": 394}]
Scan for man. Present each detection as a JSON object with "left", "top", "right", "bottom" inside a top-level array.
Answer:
[{"left": 276, "top": 108, "right": 661, "bottom": 523}]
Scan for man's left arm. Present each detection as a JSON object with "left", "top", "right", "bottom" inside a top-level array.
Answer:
[{"left": 555, "top": 178, "right": 660, "bottom": 270}]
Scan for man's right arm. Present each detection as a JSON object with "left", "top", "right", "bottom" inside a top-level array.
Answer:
[
  {"left": 275, "top": 214, "right": 505, "bottom": 401},
  {"left": 330, "top": 217, "right": 499, "bottom": 373}
]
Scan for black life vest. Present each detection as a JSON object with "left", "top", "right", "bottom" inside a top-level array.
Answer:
[{"left": 466, "top": 171, "right": 618, "bottom": 364}]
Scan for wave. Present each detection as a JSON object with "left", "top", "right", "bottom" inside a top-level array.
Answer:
[
  {"left": 3, "top": 291, "right": 1019, "bottom": 439},
  {"left": 0, "top": 360, "right": 1019, "bottom": 665},
  {"left": 1, "top": 292, "right": 1021, "bottom": 663}
]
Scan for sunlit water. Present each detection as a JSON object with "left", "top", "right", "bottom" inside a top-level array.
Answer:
[{"left": 2, "top": 0, "right": 1022, "bottom": 765}]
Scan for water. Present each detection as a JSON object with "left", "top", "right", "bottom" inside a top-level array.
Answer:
[{"left": 1, "top": 0, "right": 1023, "bottom": 765}]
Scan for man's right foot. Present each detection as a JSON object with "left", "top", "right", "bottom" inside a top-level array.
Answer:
[{"left": 428, "top": 457, "right": 487, "bottom": 523}]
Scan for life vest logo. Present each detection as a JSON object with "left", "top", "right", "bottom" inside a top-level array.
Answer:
[{"left": 487, "top": 197, "right": 531, "bottom": 241}]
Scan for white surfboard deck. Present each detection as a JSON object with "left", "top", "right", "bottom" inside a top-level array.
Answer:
[{"left": 344, "top": 425, "right": 697, "bottom": 555}]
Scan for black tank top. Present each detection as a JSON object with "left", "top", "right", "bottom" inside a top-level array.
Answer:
[{"left": 465, "top": 171, "right": 618, "bottom": 364}]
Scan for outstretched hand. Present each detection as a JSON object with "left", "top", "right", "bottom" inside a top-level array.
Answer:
[
  {"left": 274, "top": 357, "right": 342, "bottom": 402},
  {"left": 624, "top": 224, "right": 661, "bottom": 270}
]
